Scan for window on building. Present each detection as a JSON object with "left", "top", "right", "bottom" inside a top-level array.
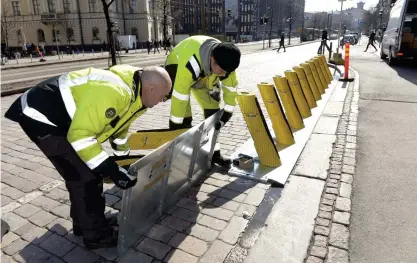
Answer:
[
  {"left": 63, "top": 0, "right": 70, "bottom": 13},
  {"left": 131, "top": 27, "right": 138, "bottom": 39},
  {"left": 47, "top": 0, "right": 55, "bottom": 13},
  {"left": 17, "top": 29, "right": 22, "bottom": 44},
  {"left": 32, "top": 0, "right": 40, "bottom": 15},
  {"left": 148, "top": 0, "right": 153, "bottom": 14},
  {"left": 52, "top": 28, "right": 60, "bottom": 42},
  {"left": 129, "top": 0, "right": 136, "bottom": 13},
  {"left": 37, "top": 29, "right": 45, "bottom": 42},
  {"left": 12, "top": 1, "right": 21, "bottom": 16},
  {"left": 89, "top": 0, "right": 97, "bottom": 12},
  {"left": 92, "top": 27, "right": 99, "bottom": 39},
  {"left": 115, "top": 0, "right": 119, "bottom": 13},
  {"left": 67, "top": 27, "right": 74, "bottom": 41}
]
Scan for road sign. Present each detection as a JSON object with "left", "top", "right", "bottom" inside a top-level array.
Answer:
[{"left": 358, "top": 19, "right": 364, "bottom": 25}]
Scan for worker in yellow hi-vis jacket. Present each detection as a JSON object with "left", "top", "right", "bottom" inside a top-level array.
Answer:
[
  {"left": 164, "top": 35, "right": 241, "bottom": 167},
  {"left": 4, "top": 65, "right": 172, "bottom": 250}
]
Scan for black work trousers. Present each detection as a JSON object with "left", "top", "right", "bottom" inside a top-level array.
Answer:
[{"left": 16, "top": 114, "right": 107, "bottom": 240}]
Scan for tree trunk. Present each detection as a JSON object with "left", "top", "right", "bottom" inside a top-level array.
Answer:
[{"left": 102, "top": 0, "right": 117, "bottom": 66}]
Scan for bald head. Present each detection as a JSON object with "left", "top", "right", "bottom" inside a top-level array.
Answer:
[{"left": 141, "top": 66, "right": 172, "bottom": 108}]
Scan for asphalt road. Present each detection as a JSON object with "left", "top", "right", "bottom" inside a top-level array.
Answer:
[
  {"left": 0, "top": 39, "right": 302, "bottom": 87},
  {"left": 349, "top": 41, "right": 417, "bottom": 263}
]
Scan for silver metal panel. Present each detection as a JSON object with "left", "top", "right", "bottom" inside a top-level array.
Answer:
[
  {"left": 228, "top": 80, "right": 338, "bottom": 186},
  {"left": 117, "top": 111, "right": 222, "bottom": 256},
  {"left": 118, "top": 142, "right": 175, "bottom": 255},
  {"left": 190, "top": 110, "right": 223, "bottom": 184},
  {"left": 162, "top": 123, "right": 203, "bottom": 209}
]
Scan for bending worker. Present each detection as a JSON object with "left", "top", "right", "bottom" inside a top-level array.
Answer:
[
  {"left": 4, "top": 65, "right": 172, "bottom": 249},
  {"left": 164, "top": 35, "right": 241, "bottom": 167}
]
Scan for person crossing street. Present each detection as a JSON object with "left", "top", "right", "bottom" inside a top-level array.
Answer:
[
  {"left": 4, "top": 65, "right": 172, "bottom": 249},
  {"left": 164, "top": 35, "right": 241, "bottom": 168},
  {"left": 277, "top": 32, "right": 286, "bottom": 53}
]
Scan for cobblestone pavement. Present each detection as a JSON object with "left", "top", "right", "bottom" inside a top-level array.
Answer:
[
  {"left": 303, "top": 71, "right": 358, "bottom": 263},
  {"left": 1, "top": 41, "right": 335, "bottom": 263}
]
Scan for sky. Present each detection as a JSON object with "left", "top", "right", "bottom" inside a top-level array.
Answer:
[{"left": 305, "top": 0, "right": 380, "bottom": 12}]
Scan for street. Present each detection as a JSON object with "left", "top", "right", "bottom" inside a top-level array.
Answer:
[{"left": 0, "top": 39, "right": 304, "bottom": 90}]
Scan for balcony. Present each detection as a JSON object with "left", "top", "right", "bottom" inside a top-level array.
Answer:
[{"left": 40, "top": 13, "right": 66, "bottom": 24}]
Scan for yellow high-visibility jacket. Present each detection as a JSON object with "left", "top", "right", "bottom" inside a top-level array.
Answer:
[
  {"left": 165, "top": 35, "right": 238, "bottom": 124},
  {"left": 12, "top": 64, "right": 146, "bottom": 170}
]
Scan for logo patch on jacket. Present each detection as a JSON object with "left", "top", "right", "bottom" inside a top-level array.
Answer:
[{"left": 105, "top": 108, "right": 116, "bottom": 119}]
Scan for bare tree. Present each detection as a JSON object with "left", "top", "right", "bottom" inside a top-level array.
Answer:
[
  {"left": 59, "top": 13, "right": 74, "bottom": 46},
  {"left": 1, "top": 1, "right": 16, "bottom": 51},
  {"left": 286, "top": 1, "right": 299, "bottom": 45},
  {"left": 155, "top": 0, "right": 171, "bottom": 42},
  {"left": 100, "top": 0, "right": 117, "bottom": 66}
]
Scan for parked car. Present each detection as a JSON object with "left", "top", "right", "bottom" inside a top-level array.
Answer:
[
  {"left": 340, "top": 34, "right": 357, "bottom": 46},
  {"left": 380, "top": 0, "right": 417, "bottom": 65}
]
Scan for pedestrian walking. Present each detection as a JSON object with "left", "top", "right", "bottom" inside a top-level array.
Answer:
[
  {"left": 364, "top": 31, "right": 378, "bottom": 52},
  {"left": 317, "top": 29, "right": 331, "bottom": 54},
  {"left": 165, "top": 38, "right": 172, "bottom": 55},
  {"left": 164, "top": 35, "right": 241, "bottom": 168},
  {"left": 146, "top": 40, "right": 151, "bottom": 54},
  {"left": 277, "top": 32, "right": 286, "bottom": 53},
  {"left": 4, "top": 65, "right": 172, "bottom": 249},
  {"left": 154, "top": 39, "right": 160, "bottom": 54}
]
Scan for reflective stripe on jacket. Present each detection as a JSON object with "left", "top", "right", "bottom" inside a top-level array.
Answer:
[{"left": 165, "top": 36, "right": 238, "bottom": 124}]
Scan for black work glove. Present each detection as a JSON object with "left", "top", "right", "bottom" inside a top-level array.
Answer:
[
  {"left": 216, "top": 111, "right": 233, "bottom": 130},
  {"left": 94, "top": 158, "right": 137, "bottom": 190},
  {"left": 110, "top": 166, "right": 137, "bottom": 189}
]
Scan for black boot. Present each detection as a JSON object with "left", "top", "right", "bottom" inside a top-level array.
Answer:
[
  {"left": 83, "top": 227, "right": 118, "bottom": 250},
  {"left": 1, "top": 219, "right": 10, "bottom": 241},
  {"left": 73, "top": 214, "right": 118, "bottom": 237},
  {"left": 211, "top": 150, "right": 231, "bottom": 169}
]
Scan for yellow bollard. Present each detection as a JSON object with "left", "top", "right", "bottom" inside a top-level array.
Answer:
[
  {"left": 311, "top": 58, "right": 328, "bottom": 89},
  {"left": 307, "top": 61, "right": 326, "bottom": 94},
  {"left": 257, "top": 83, "right": 295, "bottom": 147},
  {"left": 300, "top": 63, "right": 322, "bottom": 101},
  {"left": 318, "top": 55, "right": 333, "bottom": 81},
  {"left": 273, "top": 76, "right": 304, "bottom": 131},
  {"left": 315, "top": 57, "right": 331, "bottom": 84},
  {"left": 284, "top": 71, "right": 311, "bottom": 119},
  {"left": 237, "top": 92, "right": 281, "bottom": 167},
  {"left": 293, "top": 66, "right": 317, "bottom": 109}
]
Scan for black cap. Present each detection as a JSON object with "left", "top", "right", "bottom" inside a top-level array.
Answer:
[{"left": 212, "top": 42, "right": 241, "bottom": 73}]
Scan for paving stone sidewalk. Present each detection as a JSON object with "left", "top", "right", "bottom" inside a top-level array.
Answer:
[{"left": 304, "top": 70, "right": 358, "bottom": 263}]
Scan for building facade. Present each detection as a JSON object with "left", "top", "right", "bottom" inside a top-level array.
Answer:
[{"left": 1, "top": 0, "right": 170, "bottom": 51}]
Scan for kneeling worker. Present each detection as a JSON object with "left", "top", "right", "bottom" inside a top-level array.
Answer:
[
  {"left": 4, "top": 65, "right": 172, "bottom": 249},
  {"left": 165, "top": 35, "right": 241, "bottom": 167}
]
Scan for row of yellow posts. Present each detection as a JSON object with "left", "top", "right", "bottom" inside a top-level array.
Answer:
[{"left": 237, "top": 55, "right": 333, "bottom": 168}]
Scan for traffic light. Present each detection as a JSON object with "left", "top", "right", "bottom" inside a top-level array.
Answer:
[
  {"left": 227, "top": 9, "right": 232, "bottom": 18},
  {"left": 260, "top": 16, "right": 269, "bottom": 25}
]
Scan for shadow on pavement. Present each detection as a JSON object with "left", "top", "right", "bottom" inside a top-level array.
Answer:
[{"left": 383, "top": 59, "right": 417, "bottom": 85}]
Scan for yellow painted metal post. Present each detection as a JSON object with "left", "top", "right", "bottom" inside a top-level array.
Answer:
[
  {"left": 307, "top": 61, "right": 326, "bottom": 94},
  {"left": 293, "top": 66, "right": 317, "bottom": 109},
  {"left": 237, "top": 93, "right": 281, "bottom": 167},
  {"left": 311, "top": 59, "right": 328, "bottom": 89},
  {"left": 129, "top": 128, "right": 189, "bottom": 150},
  {"left": 314, "top": 57, "right": 331, "bottom": 84},
  {"left": 257, "top": 83, "right": 295, "bottom": 146},
  {"left": 300, "top": 63, "right": 322, "bottom": 101},
  {"left": 273, "top": 76, "right": 304, "bottom": 131},
  {"left": 318, "top": 55, "right": 333, "bottom": 81},
  {"left": 284, "top": 71, "right": 311, "bottom": 119}
]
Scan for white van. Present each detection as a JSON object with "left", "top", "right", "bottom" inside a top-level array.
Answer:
[{"left": 380, "top": 0, "right": 417, "bottom": 65}]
